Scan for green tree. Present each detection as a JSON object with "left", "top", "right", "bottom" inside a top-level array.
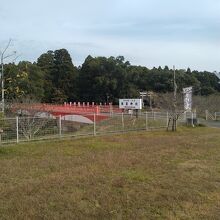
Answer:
[
  {"left": 37, "top": 49, "right": 78, "bottom": 103},
  {"left": 52, "top": 49, "right": 78, "bottom": 102},
  {"left": 37, "top": 50, "right": 55, "bottom": 102},
  {"left": 4, "top": 62, "right": 44, "bottom": 101},
  {"left": 4, "top": 63, "right": 27, "bottom": 100},
  {"left": 17, "top": 61, "right": 45, "bottom": 100},
  {"left": 78, "top": 55, "right": 133, "bottom": 103}
]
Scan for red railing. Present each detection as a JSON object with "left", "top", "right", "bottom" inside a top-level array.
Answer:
[{"left": 11, "top": 102, "right": 122, "bottom": 116}]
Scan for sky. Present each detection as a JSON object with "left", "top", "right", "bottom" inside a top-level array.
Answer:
[{"left": 0, "top": 0, "right": 219, "bottom": 71}]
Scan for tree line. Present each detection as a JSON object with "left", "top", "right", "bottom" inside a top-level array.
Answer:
[{"left": 3, "top": 48, "right": 220, "bottom": 104}]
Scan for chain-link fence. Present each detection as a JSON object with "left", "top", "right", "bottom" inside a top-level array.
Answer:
[{"left": 0, "top": 112, "right": 171, "bottom": 145}]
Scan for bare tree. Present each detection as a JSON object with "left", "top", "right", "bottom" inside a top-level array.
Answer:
[{"left": 10, "top": 99, "right": 55, "bottom": 140}]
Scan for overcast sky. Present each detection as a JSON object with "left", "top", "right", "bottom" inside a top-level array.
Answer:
[{"left": 0, "top": 0, "right": 219, "bottom": 71}]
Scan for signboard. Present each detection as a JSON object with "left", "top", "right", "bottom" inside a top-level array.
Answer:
[
  {"left": 183, "top": 87, "right": 193, "bottom": 111},
  {"left": 119, "top": 99, "right": 142, "bottom": 110},
  {"left": 140, "top": 92, "right": 147, "bottom": 96}
]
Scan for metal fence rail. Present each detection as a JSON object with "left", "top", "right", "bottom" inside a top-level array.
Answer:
[{"left": 0, "top": 112, "right": 170, "bottom": 145}]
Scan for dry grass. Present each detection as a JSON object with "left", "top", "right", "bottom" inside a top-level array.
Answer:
[{"left": 0, "top": 127, "right": 220, "bottom": 219}]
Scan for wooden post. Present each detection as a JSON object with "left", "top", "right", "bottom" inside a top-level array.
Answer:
[
  {"left": 145, "top": 112, "right": 148, "bottom": 130},
  {"left": 122, "top": 112, "right": 124, "bottom": 130}
]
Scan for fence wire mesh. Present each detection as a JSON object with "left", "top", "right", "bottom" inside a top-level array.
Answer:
[
  {"left": 18, "top": 117, "right": 59, "bottom": 141},
  {"left": 61, "top": 114, "right": 94, "bottom": 137},
  {"left": 0, "top": 112, "right": 170, "bottom": 145},
  {"left": 0, "top": 118, "right": 17, "bottom": 144}
]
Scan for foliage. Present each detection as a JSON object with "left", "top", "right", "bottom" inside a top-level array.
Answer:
[
  {"left": 2, "top": 49, "right": 220, "bottom": 104},
  {"left": 37, "top": 49, "right": 78, "bottom": 103},
  {"left": 78, "top": 55, "right": 135, "bottom": 103},
  {"left": 4, "top": 62, "right": 44, "bottom": 101}
]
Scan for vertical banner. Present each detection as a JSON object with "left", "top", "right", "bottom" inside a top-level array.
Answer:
[{"left": 183, "top": 87, "right": 192, "bottom": 111}]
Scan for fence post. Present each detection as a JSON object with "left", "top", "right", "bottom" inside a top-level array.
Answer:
[
  {"left": 59, "top": 115, "right": 62, "bottom": 137},
  {"left": 109, "top": 106, "right": 111, "bottom": 117},
  {"left": 176, "top": 114, "right": 178, "bottom": 129},
  {"left": 166, "top": 112, "right": 169, "bottom": 127},
  {"left": 215, "top": 112, "right": 217, "bottom": 121},
  {"left": 145, "top": 112, "right": 148, "bottom": 130},
  {"left": 205, "top": 110, "right": 208, "bottom": 121},
  {"left": 191, "top": 112, "right": 194, "bottom": 127},
  {"left": 16, "top": 116, "right": 19, "bottom": 143},
  {"left": 122, "top": 112, "right": 124, "bottom": 130},
  {"left": 93, "top": 113, "right": 96, "bottom": 136}
]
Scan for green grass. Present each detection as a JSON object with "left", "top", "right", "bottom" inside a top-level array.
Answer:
[{"left": 0, "top": 127, "right": 220, "bottom": 219}]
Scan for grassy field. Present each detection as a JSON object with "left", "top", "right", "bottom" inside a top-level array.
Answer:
[{"left": 0, "top": 127, "right": 220, "bottom": 219}]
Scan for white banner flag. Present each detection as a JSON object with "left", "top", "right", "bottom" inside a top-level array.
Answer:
[{"left": 183, "top": 87, "right": 192, "bottom": 111}]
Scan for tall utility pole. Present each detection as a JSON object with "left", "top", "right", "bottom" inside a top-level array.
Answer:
[
  {"left": 0, "top": 39, "right": 16, "bottom": 113},
  {"left": 172, "top": 65, "right": 178, "bottom": 131},
  {"left": 173, "top": 65, "right": 177, "bottom": 112}
]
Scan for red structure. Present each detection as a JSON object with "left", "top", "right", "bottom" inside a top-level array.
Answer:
[{"left": 12, "top": 102, "right": 122, "bottom": 123}]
